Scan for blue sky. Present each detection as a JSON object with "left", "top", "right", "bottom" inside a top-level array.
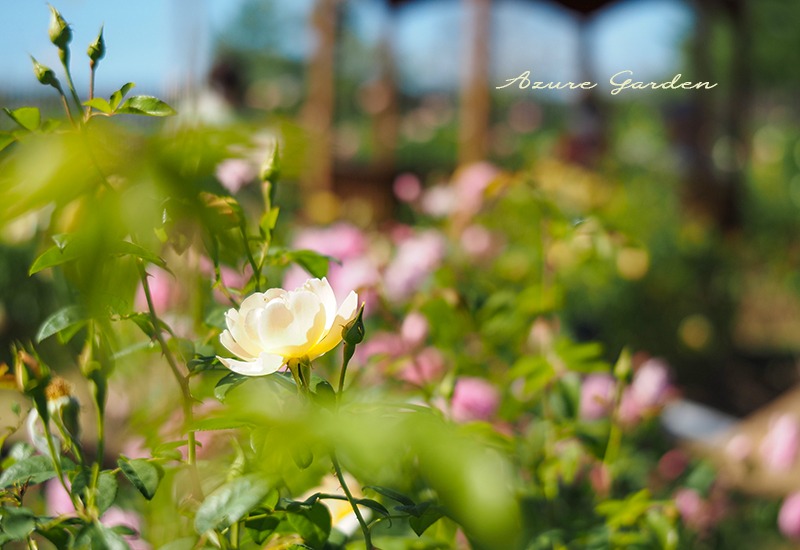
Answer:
[{"left": 0, "top": 0, "right": 693, "bottom": 99}]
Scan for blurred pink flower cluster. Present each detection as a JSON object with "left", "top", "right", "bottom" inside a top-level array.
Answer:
[
  {"left": 579, "top": 358, "right": 674, "bottom": 424},
  {"left": 356, "top": 311, "right": 446, "bottom": 387}
]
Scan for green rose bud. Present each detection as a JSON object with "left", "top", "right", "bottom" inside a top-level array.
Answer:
[
  {"left": 259, "top": 139, "right": 281, "bottom": 184},
  {"left": 87, "top": 26, "right": 105, "bottom": 65},
  {"left": 342, "top": 304, "right": 366, "bottom": 346},
  {"left": 30, "top": 56, "right": 61, "bottom": 90},
  {"left": 48, "top": 4, "right": 72, "bottom": 50}
]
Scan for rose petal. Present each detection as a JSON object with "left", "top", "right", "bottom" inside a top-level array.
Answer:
[
  {"left": 225, "top": 310, "right": 263, "bottom": 358},
  {"left": 302, "top": 278, "right": 338, "bottom": 333},
  {"left": 258, "top": 290, "right": 326, "bottom": 357},
  {"left": 220, "top": 329, "right": 255, "bottom": 360},
  {"left": 307, "top": 291, "right": 359, "bottom": 358},
  {"left": 218, "top": 352, "right": 284, "bottom": 376}
]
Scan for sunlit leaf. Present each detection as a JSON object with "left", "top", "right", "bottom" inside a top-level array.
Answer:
[
  {"left": 84, "top": 98, "right": 113, "bottom": 114},
  {"left": 109, "top": 82, "right": 135, "bottom": 111},
  {"left": 0, "top": 455, "right": 75, "bottom": 488},
  {"left": 36, "top": 305, "right": 88, "bottom": 343},
  {"left": 117, "top": 95, "right": 176, "bottom": 117},
  {"left": 3, "top": 107, "right": 40, "bottom": 131},
  {"left": 194, "top": 475, "right": 270, "bottom": 534}
]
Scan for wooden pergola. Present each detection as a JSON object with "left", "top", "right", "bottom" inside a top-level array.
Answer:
[{"left": 301, "top": 0, "right": 750, "bottom": 229}]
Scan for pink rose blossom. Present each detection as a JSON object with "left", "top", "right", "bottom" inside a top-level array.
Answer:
[
  {"left": 400, "top": 312, "right": 429, "bottom": 348},
  {"left": 45, "top": 479, "right": 75, "bottom": 516},
  {"left": 674, "top": 488, "right": 705, "bottom": 529},
  {"left": 460, "top": 224, "right": 494, "bottom": 260},
  {"left": 384, "top": 230, "right": 445, "bottom": 302},
  {"left": 451, "top": 377, "right": 500, "bottom": 423},
  {"left": 215, "top": 158, "right": 256, "bottom": 194},
  {"left": 134, "top": 267, "right": 178, "bottom": 314},
  {"left": 579, "top": 374, "right": 616, "bottom": 420},
  {"left": 760, "top": 414, "right": 800, "bottom": 472},
  {"left": 779, "top": 492, "right": 800, "bottom": 540},
  {"left": 658, "top": 449, "right": 689, "bottom": 481},
  {"left": 630, "top": 358, "right": 671, "bottom": 409},
  {"left": 399, "top": 347, "right": 446, "bottom": 386},
  {"left": 393, "top": 173, "right": 422, "bottom": 203},
  {"left": 452, "top": 161, "right": 499, "bottom": 217}
]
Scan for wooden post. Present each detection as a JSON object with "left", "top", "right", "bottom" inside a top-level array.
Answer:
[
  {"left": 458, "top": 0, "right": 491, "bottom": 165},
  {"left": 302, "top": 0, "right": 339, "bottom": 192}
]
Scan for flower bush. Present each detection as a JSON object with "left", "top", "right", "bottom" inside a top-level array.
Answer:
[{"left": 0, "top": 7, "right": 795, "bottom": 550}]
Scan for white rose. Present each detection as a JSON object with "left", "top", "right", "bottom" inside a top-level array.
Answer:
[{"left": 218, "top": 277, "right": 359, "bottom": 376}]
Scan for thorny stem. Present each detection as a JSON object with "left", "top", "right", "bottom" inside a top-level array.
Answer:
[
  {"left": 138, "top": 260, "right": 202, "bottom": 498},
  {"left": 331, "top": 452, "right": 372, "bottom": 550}
]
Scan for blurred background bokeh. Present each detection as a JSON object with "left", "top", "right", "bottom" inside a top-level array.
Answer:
[{"left": 2, "top": 0, "right": 800, "bottom": 439}]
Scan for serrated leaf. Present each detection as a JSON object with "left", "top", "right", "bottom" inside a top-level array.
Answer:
[
  {"left": 117, "top": 95, "right": 176, "bottom": 117},
  {"left": 0, "top": 506, "right": 36, "bottom": 540},
  {"left": 36, "top": 305, "right": 88, "bottom": 343},
  {"left": 70, "top": 467, "right": 117, "bottom": 513},
  {"left": 118, "top": 458, "right": 164, "bottom": 500},
  {"left": 194, "top": 475, "right": 270, "bottom": 534},
  {"left": 109, "top": 82, "right": 135, "bottom": 111},
  {"left": 75, "top": 523, "right": 130, "bottom": 550},
  {"left": 0, "top": 455, "right": 61, "bottom": 488},
  {"left": 3, "top": 107, "right": 40, "bottom": 131},
  {"left": 84, "top": 98, "right": 113, "bottom": 114}
]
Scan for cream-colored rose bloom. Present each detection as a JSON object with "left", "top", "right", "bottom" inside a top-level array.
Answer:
[{"left": 218, "top": 277, "right": 359, "bottom": 376}]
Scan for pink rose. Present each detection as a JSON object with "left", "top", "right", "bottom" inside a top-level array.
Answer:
[
  {"left": 579, "top": 374, "right": 616, "bottom": 420},
  {"left": 451, "top": 377, "right": 500, "bottom": 423},
  {"left": 760, "top": 414, "right": 800, "bottom": 472},
  {"left": 779, "top": 492, "right": 800, "bottom": 540}
]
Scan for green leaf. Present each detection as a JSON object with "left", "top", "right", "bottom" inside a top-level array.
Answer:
[
  {"left": 191, "top": 417, "right": 254, "bottom": 431},
  {"left": 365, "top": 485, "right": 415, "bottom": 507},
  {"left": 0, "top": 132, "right": 15, "bottom": 152},
  {"left": 245, "top": 514, "right": 281, "bottom": 545},
  {"left": 287, "top": 250, "right": 333, "bottom": 279},
  {"left": 285, "top": 502, "right": 331, "bottom": 548},
  {"left": 408, "top": 503, "right": 445, "bottom": 537},
  {"left": 3, "top": 107, "right": 40, "bottom": 131},
  {"left": 214, "top": 371, "right": 248, "bottom": 402},
  {"left": 0, "top": 506, "right": 36, "bottom": 540},
  {"left": 109, "top": 82, "right": 135, "bottom": 111},
  {"left": 71, "top": 467, "right": 117, "bottom": 514},
  {"left": 36, "top": 305, "right": 88, "bottom": 343},
  {"left": 29, "top": 238, "right": 169, "bottom": 275},
  {"left": 117, "top": 95, "right": 176, "bottom": 117},
  {"left": 194, "top": 475, "right": 270, "bottom": 534},
  {"left": 84, "top": 98, "right": 113, "bottom": 114},
  {"left": 118, "top": 458, "right": 164, "bottom": 500},
  {"left": 354, "top": 498, "right": 390, "bottom": 518},
  {"left": 75, "top": 523, "right": 130, "bottom": 550},
  {"left": 0, "top": 455, "right": 63, "bottom": 488}
]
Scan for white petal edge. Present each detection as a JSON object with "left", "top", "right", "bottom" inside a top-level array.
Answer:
[
  {"left": 220, "top": 329, "right": 256, "bottom": 360},
  {"left": 218, "top": 352, "right": 284, "bottom": 376},
  {"left": 302, "top": 277, "right": 338, "bottom": 333}
]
